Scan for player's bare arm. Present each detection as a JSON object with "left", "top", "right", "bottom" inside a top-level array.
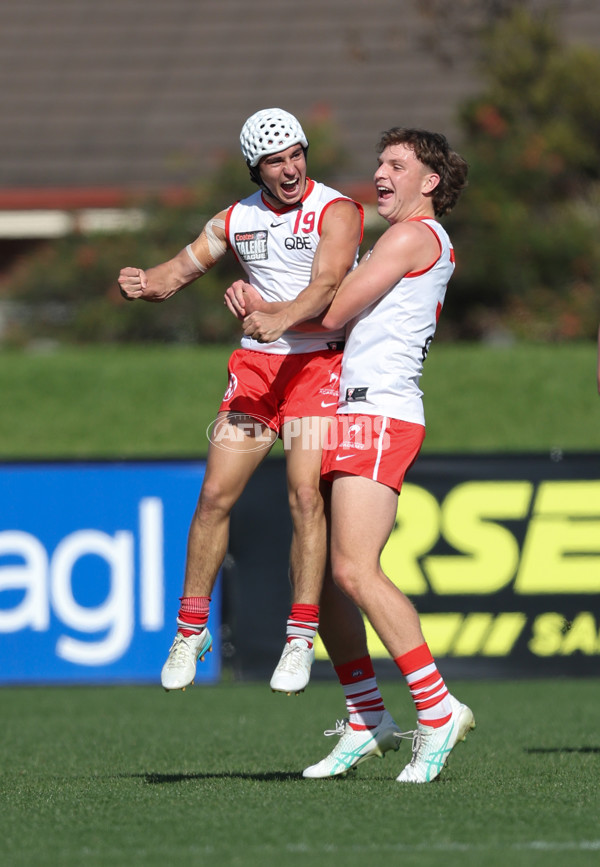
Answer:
[
  {"left": 224, "top": 281, "right": 324, "bottom": 332},
  {"left": 241, "top": 199, "right": 363, "bottom": 343},
  {"left": 322, "top": 219, "right": 439, "bottom": 330},
  {"left": 118, "top": 210, "right": 228, "bottom": 302}
]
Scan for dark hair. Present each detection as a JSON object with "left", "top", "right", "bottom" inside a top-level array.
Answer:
[{"left": 377, "top": 128, "right": 468, "bottom": 216}]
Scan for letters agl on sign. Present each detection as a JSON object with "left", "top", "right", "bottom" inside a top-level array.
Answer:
[{"left": 0, "top": 461, "right": 220, "bottom": 684}]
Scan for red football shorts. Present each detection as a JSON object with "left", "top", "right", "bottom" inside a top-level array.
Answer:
[
  {"left": 321, "top": 413, "right": 426, "bottom": 493},
  {"left": 219, "top": 348, "right": 342, "bottom": 434}
]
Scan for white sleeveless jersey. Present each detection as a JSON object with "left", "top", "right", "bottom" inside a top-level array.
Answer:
[
  {"left": 225, "top": 178, "right": 362, "bottom": 354},
  {"left": 339, "top": 218, "right": 455, "bottom": 426}
]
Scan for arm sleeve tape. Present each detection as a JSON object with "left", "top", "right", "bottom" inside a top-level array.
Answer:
[{"left": 185, "top": 244, "right": 207, "bottom": 274}]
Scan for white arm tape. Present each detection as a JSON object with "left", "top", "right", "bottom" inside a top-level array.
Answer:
[
  {"left": 186, "top": 244, "right": 207, "bottom": 274},
  {"left": 205, "top": 217, "right": 227, "bottom": 259}
]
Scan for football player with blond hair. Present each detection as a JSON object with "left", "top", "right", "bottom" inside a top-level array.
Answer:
[{"left": 244, "top": 128, "right": 475, "bottom": 783}]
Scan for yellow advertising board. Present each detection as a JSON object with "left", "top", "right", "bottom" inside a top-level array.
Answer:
[{"left": 314, "top": 455, "right": 600, "bottom": 674}]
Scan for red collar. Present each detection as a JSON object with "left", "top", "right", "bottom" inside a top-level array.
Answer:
[{"left": 261, "top": 178, "right": 315, "bottom": 213}]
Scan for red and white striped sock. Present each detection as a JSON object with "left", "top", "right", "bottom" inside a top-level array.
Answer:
[
  {"left": 285, "top": 603, "right": 319, "bottom": 647},
  {"left": 176, "top": 596, "right": 210, "bottom": 638},
  {"left": 335, "top": 655, "right": 385, "bottom": 731},
  {"left": 395, "top": 643, "right": 452, "bottom": 728}
]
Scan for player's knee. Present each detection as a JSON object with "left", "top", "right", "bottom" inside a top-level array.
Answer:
[
  {"left": 288, "top": 480, "right": 323, "bottom": 523},
  {"left": 195, "top": 479, "right": 235, "bottom": 523},
  {"left": 330, "top": 554, "right": 362, "bottom": 605}
]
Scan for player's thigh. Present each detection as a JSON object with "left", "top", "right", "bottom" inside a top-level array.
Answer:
[
  {"left": 282, "top": 415, "right": 332, "bottom": 492},
  {"left": 203, "top": 411, "right": 277, "bottom": 506},
  {"left": 330, "top": 473, "right": 398, "bottom": 571}
]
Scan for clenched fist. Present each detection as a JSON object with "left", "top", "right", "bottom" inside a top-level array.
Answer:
[{"left": 118, "top": 267, "right": 148, "bottom": 300}]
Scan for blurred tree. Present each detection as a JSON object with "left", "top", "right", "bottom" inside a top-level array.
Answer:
[{"left": 443, "top": 6, "right": 600, "bottom": 340}]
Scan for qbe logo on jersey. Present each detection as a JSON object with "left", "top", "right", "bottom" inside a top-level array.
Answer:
[{"left": 0, "top": 462, "right": 221, "bottom": 684}]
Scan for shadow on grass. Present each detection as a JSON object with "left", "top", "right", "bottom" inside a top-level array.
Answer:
[
  {"left": 525, "top": 747, "right": 600, "bottom": 754},
  {"left": 143, "top": 771, "right": 303, "bottom": 784}
]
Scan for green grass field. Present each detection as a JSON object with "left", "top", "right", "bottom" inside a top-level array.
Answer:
[
  {"left": 2, "top": 341, "right": 599, "bottom": 458},
  {"left": 1, "top": 679, "right": 598, "bottom": 867},
  {"left": 2, "top": 342, "right": 599, "bottom": 865}
]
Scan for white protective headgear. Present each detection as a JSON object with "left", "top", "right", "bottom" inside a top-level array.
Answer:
[{"left": 240, "top": 108, "right": 309, "bottom": 167}]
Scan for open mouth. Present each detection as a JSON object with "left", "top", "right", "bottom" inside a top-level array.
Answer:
[
  {"left": 281, "top": 179, "right": 300, "bottom": 196},
  {"left": 376, "top": 185, "right": 393, "bottom": 202}
]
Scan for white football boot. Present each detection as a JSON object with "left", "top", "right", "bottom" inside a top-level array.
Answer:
[
  {"left": 269, "top": 639, "right": 315, "bottom": 695},
  {"left": 396, "top": 694, "right": 475, "bottom": 783},
  {"left": 303, "top": 711, "right": 405, "bottom": 778},
  {"left": 160, "top": 628, "right": 213, "bottom": 691}
]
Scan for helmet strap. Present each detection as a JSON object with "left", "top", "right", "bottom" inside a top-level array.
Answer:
[{"left": 248, "top": 163, "right": 275, "bottom": 199}]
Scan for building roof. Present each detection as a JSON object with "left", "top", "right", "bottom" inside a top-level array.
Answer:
[{"left": 1, "top": 0, "right": 600, "bottom": 208}]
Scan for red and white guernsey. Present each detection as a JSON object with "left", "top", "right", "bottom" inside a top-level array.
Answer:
[
  {"left": 225, "top": 178, "right": 363, "bottom": 355},
  {"left": 339, "top": 217, "right": 455, "bottom": 426}
]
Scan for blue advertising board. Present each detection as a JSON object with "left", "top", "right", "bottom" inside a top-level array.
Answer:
[{"left": 0, "top": 461, "right": 220, "bottom": 684}]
